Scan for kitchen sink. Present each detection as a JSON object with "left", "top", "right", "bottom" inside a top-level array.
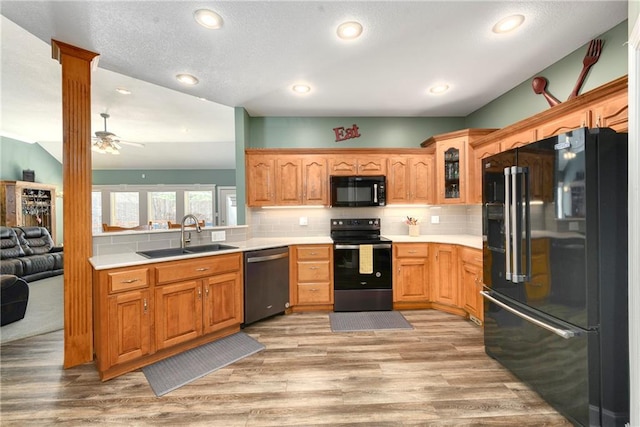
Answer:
[
  {"left": 137, "top": 244, "right": 238, "bottom": 259},
  {"left": 182, "top": 243, "right": 238, "bottom": 253}
]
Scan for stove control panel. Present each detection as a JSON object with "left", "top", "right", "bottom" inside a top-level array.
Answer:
[{"left": 330, "top": 218, "right": 380, "bottom": 230}]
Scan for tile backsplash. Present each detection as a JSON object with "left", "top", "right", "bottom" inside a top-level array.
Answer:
[
  {"left": 93, "top": 205, "right": 482, "bottom": 255},
  {"left": 249, "top": 205, "right": 482, "bottom": 238}
]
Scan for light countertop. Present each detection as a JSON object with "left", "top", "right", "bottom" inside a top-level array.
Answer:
[{"left": 89, "top": 234, "right": 481, "bottom": 270}]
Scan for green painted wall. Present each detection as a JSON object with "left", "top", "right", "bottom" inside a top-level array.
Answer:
[
  {"left": 247, "top": 116, "right": 465, "bottom": 148},
  {"left": 465, "top": 21, "right": 628, "bottom": 129},
  {"left": 0, "top": 136, "right": 64, "bottom": 243},
  {"left": 92, "top": 169, "right": 235, "bottom": 185}
]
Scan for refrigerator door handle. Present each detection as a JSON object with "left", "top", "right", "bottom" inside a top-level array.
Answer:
[
  {"left": 510, "top": 166, "right": 519, "bottom": 282},
  {"left": 513, "top": 166, "right": 531, "bottom": 283},
  {"left": 503, "top": 167, "right": 512, "bottom": 281},
  {"left": 480, "top": 291, "right": 577, "bottom": 339}
]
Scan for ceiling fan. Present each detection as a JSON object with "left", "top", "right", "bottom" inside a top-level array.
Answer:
[{"left": 91, "top": 113, "right": 145, "bottom": 155}]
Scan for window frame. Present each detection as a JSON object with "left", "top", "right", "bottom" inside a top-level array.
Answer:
[{"left": 93, "top": 184, "right": 216, "bottom": 232}]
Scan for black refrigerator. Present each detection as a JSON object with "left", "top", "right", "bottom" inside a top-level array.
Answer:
[{"left": 481, "top": 127, "right": 629, "bottom": 426}]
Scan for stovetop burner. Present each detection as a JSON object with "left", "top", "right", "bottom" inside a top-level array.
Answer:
[{"left": 330, "top": 218, "right": 389, "bottom": 244}]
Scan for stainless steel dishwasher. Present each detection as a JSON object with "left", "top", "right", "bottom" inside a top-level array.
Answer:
[{"left": 243, "top": 246, "right": 290, "bottom": 326}]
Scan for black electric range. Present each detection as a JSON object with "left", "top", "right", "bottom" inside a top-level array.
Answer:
[{"left": 330, "top": 218, "right": 393, "bottom": 311}]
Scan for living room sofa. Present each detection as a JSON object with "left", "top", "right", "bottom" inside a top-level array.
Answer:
[{"left": 0, "top": 226, "right": 63, "bottom": 283}]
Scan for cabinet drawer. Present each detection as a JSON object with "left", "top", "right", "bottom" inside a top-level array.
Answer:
[
  {"left": 297, "top": 246, "right": 331, "bottom": 260},
  {"left": 460, "top": 247, "right": 482, "bottom": 266},
  {"left": 297, "top": 283, "right": 331, "bottom": 304},
  {"left": 297, "top": 261, "right": 330, "bottom": 282},
  {"left": 155, "top": 253, "right": 241, "bottom": 284},
  {"left": 395, "top": 244, "right": 428, "bottom": 258},
  {"left": 108, "top": 268, "right": 150, "bottom": 293}
]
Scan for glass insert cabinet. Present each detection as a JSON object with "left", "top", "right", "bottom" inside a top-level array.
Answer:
[
  {"left": 421, "top": 128, "right": 498, "bottom": 205},
  {"left": 435, "top": 139, "right": 466, "bottom": 204}
]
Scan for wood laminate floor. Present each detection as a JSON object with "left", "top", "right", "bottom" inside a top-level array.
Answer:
[{"left": 0, "top": 310, "right": 571, "bottom": 426}]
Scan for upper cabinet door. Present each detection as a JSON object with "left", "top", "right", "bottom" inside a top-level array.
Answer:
[
  {"left": 386, "top": 154, "right": 434, "bottom": 205},
  {"left": 436, "top": 138, "right": 467, "bottom": 204},
  {"left": 302, "top": 156, "right": 328, "bottom": 205},
  {"left": 246, "top": 155, "right": 276, "bottom": 206},
  {"left": 275, "top": 157, "right": 303, "bottom": 205}
]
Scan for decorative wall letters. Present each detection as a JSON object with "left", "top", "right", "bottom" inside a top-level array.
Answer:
[{"left": 333, "top": 124, "right": 361, "bottom": 142}]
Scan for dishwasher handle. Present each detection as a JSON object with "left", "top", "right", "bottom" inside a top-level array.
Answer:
[{"left": 246, "top": 252, "right": 289, "bottom": 263}]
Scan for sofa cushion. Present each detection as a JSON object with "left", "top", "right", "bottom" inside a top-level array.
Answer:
[
  {"left": 17, "top": 226, "right": 54, "bottom": 255},
  {"left": 1, "top": 274, "right": 30, "bottom": 326},
  {"left": 0, "top": 258, "right": 24, "bottom": 277},
  {"left": 0, "top": 226, "right": 25, "bottom": 259}
]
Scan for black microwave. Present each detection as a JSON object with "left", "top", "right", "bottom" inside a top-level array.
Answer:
[{"left": 330, "top": 175, "right": 386, "bottom": 207}]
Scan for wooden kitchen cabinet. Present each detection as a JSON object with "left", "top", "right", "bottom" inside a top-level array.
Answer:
[
  {"left": 302, "top": 156, "right": 328, "bottom": 205},
  {"left": 93, "top": 266, "right": 153, "bottom": 377},
  {"left": 328, "top": 155, "right": 386, "bottom": 176},
  {"left": 246, "top": 155, "right": 276, "bottom": 206},
  {"left": 290, "top": 244, "right": 333, "bottom": 310},
  {"left": 155, "top": 279, "right": 203, "bottom": 349},
  {"left": 155, "top": 253, "right": 243, "bottom": 349},
  {"left": 468, "top": 141, "right": 501, "bottom": 204},
  {"left": 536, "top": 109, "right": 590, "bottom": 140},
  {"left": 275, "top": 156, "right": 303, "bottom": 205},
  {"left": 203, "top": 270, "right": 243, "bottom": 334},
  {"left": 421, "top": 129, "right": 497, "bottom": 205},
  {"left": 430, "top": 243, "right": 464, "bottom": 315},
  {"left": 93, "top": 253, "right": 243, "bottom": 380},
  {"left": 590, "top": 89, "right": 628, "bottom": 132},
  {"left": 393, "top": 243, "right": 429, "bottom": 308},
  {"left": 387, "top": 155, "right": 434, "bottom": 204},
  {"left": 459, "top": 247, "right": 483, "bottom": 324}
]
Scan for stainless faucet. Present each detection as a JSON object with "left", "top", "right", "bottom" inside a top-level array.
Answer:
[{"left": 180, "top": 214, "right": 202, "bottom": 248}]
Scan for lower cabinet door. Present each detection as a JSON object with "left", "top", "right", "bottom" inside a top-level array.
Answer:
[
  {"left": 203, "top": 271, "right": 242, "bottom": 334},
  {"left": 108, "top": 289, "right": 151, "bottom": 366},
  {"left": 155, "top": 280, "right": 203, "bottom": 350}
]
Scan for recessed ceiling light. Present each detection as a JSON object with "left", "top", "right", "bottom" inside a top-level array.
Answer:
[
  {"left": 115, "top": 87, "right": 131, "bottom": 95},
  {"left": 292, "top": 84, "right": 311, "bottom": 94},
  {"left": 176, "top": 73, "right": 199, "bottom": 85},
  {"left": 337, "top": 21, "right": 363, "bottom": 40},
  {"left": 194, "top": 9, "right": 223, "bottom": 29},
  {"left": 492, "top": 14, "right": 525, "bottom": 34},
  {"left": 429, "top": 84, "right": 450, "bottom": 94}
]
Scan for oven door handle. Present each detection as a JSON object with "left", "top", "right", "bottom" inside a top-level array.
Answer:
[{"left": 334, "top": 243, "right": 392, "bottom": 250}]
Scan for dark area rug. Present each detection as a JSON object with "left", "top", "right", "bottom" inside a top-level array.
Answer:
[
  {"left": 142, "top": 332, "right": 264, "bottom": 396},
  {"left": 329, "top": 311, "right": 413, "bottom": 332}
]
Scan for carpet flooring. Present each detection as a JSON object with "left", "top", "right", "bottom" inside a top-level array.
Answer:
[{"left": 0, "top": 275, "right": 63, "bottom": 344}]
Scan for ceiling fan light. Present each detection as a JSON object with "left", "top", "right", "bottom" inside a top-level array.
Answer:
[
  {"left": 176, "top": 73, "right": 199, "bottom": 85},
  {"left": 194, "top": 9, "right": 223, "bottom": 29}
]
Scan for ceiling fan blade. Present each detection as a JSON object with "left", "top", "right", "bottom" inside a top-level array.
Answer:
[{"left": 118, "top": 140, "right": 145, "bottom": 148}]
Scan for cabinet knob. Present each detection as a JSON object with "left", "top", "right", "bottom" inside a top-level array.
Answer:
[
  {"left": 195, "top": 267, "right": 210, "bottom": 272},
  {"left": 408, "top": 250, "right": 417, "bottom": 254},
  {"left": 309, "top": 266, "right": 319, "bottom": 270},
  {"left": 198, "top": 288, "right": 202, "bottom": 299},
  {"left": 121, "top": 278, "right": 139, "bottom": 284},
  {"left": 143, "top": 298, "right": 148, "bottom": 314}
]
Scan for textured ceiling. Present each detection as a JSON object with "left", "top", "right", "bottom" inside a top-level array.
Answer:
[{"left": 0, "top": 1, "right": 628, "bottom": 170}]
